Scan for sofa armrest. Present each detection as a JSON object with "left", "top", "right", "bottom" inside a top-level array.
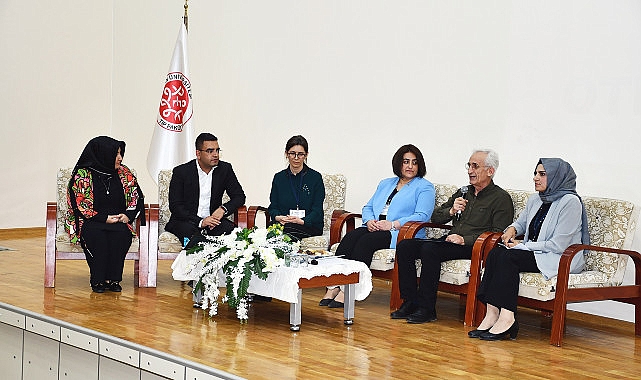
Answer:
[
  {"left": 234, "top": 205, "right": 248, "bottom": 229},
  {"left": 247, "top": 206, "right": 269, "bottom": 229},
  {"left": 329, "top": 210, "right": 361, "bottom": 247},
  {"left": 396, "top": 221, "right": 452, "bottom": 242}
]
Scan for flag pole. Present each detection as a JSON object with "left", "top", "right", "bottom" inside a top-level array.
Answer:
[{"left": 183, "top": 0, "right": 189, "bottom": 32}]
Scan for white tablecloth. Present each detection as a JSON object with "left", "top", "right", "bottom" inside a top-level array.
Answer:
[{"left": 171, "top": 252, "right": 372, "bottom": 304}]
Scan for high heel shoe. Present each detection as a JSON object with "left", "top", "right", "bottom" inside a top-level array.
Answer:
[
  {"left": 479, "top": 320, "right": 519, "bottom": 341},
  {"left": 319, "top": 296, "right": 336, "bottom": 307},
  {"left": 319, "top": 288, "right": 339, "bottom": 307},
  {"left": 467, "top": 328, "right": 490, "bottom": 338}
]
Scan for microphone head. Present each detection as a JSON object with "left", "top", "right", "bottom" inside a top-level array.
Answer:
[{"left": 460, "top": 186, "right": 468, "bottom": 195}]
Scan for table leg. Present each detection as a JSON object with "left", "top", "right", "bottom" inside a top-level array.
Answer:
[
  {"left": 343, "top": 283, "right": 355, "bottom": 325},
  {"left": 193, "top": 287, "right": 202, "bottom": 308},
  {"left": 289, "top": 288, "right": 302, "bottom": 331}
]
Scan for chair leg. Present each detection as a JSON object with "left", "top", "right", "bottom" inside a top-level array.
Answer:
[
  {"left": 44, "top": 202, "right": 57, "bottom": 288},
  {"left": 136, "top": 205, "right": 151, "bottom": 287},
  {"left": 389, "top": 258, "right": 403, "bottom": 311},
  {"left": 390, "top": 280, "right": 403, "bottom": 311},
  {"left": 44, "top": 250, "right": 56, "bottom": 288}
]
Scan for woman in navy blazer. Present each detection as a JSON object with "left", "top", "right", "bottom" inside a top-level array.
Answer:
[
  {"left": 320, "top": 144, "right": 436, "bottom": 308},
  {"left": 469, "top": 158, "right": 589, "bottom": 341}
]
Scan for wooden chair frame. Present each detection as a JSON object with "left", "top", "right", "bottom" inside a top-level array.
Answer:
[
  {"left": 247, "top": 206, "right": 269, "bottom": 229},
  {"left": 146, "top": 204, "right": 247, "bottom": 287},
  {"left": 44, "top": 202, "right": 151, "bottom": 288},
  {"left": 329, "top": 211, "right": 492, "bottom": 323},
  {"left": 469, "top": 232, "right": 641, "bottom": 346}
]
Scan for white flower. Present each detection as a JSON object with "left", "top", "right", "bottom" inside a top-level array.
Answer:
[
  {"left": 252, "top": 228, "right": 269, "bottom": 245},
  {"left": 184, "top": 227, "right": 294, "bottom": 321}
]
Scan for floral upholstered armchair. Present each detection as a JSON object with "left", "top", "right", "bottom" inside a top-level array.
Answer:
[
  {"left": 247, "top": 173, "right": 347, "bottom": 252},
  {"left": 45, "top": 168, "right": 149, "bottom": 288},
  {"left": 470, "top": 192, "right": 640, "bottom": 346},
  {"left": 329, "top": 183, "right": 481, "bottom": 312},
  {"left": 146, "top": 170, "right": 247, "bottom": 287}
]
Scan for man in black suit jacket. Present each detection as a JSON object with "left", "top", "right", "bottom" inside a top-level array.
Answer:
[{"left": 165, "top": 133, "right": 246, "bottom": 244}]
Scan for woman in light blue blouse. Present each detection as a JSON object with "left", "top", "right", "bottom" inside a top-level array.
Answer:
[{"left": 320, "top": 144, "right": 436, "bottom": 308}]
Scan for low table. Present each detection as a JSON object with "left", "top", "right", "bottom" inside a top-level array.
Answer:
[
  {"left": 176, "top": 254, "right": 372, "bottom": 331},
  {"left": 288, "top": 267, "right": 359, "bottom": 331},
  {"left": 246, "top": 256, "right": 371, "bottom": 331}
]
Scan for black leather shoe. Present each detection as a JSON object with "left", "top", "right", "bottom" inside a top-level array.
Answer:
[
  {"left": 468, "top": 328, "right": 490, "bottom": 338},
  {"left": 91, "top": 283, "right": 106, "bottom": 293},
  {"left": 406, "top": 308, "right": 437, "bottom": 324},
  {"left": 479, "top": 320, "right": 519, "bottom": 341},
  {"left": 108, "top": 282, "right": 122, "bottom": 292},
  {"left": 390, "top": 301, "right": 416, "bottom": 319},
  {"left": 328, "top": 300, "right": 344, "bottom": 308},
  {"left": 319, "top": 298, "right": 334, "bottom": 307}
]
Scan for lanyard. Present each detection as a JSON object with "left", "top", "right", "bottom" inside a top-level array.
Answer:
[{"left": 288, "top": 170, "right": 304, "bottom": 209}]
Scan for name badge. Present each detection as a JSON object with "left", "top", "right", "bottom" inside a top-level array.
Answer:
[{"left": 290, "top": 209, "right": 305, "bottom": 218}]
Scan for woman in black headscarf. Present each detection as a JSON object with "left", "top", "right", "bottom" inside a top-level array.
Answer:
[
  {"left": 468, "top": 158, "right": 589, "bottom": 341},
  {"left": 65, "top": 136, "right": 145, "bottom": 293}
]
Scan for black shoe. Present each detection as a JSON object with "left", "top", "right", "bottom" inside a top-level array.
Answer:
[
  {"left": 406, "top": 308, "right": 437, "bottom": 324},
  {"left": 108, "top": 282, "right": 122, "bottom": 292},
  {"left": 251, "top": 295, "right": 272, "bottom": 302},
  {"left": 479, "top": 320, "right": 519, "bottom": 341},
  {"left": 91, "top": 283, "right": 106, "bottom": 293},
  {"left": 468, "top": 328, "right": 490, "bottom": 338},
  {"left": 319, "top": 298, "right": 334, "bottom": 307},
  {"left": 328, "top": 300, "right": 344, "bottom": 308},
  {"left": 390, "top": 301, "right": 417, "bottom": 319}
]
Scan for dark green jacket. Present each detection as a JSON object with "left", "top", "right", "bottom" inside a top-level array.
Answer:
[
  {"left": 431, "top": 181, "right": 514, "bottom": 246},
  {"left": 268, "top": 165, "right": 325, "bottom": 231}
]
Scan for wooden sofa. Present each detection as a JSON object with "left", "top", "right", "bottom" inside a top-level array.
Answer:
[
  {"left": 45, "top": 168, "right": 151, "bottom": 288},
  {"left": 469, "top": 192, "right": 640, "bottom": 346},
  {"left": 246, "top": 173, "right": 347, "bottom": 252}
]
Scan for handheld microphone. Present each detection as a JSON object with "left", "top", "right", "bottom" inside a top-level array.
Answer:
[{"left": 456, "top": 186, "right": 468, "bottom": 220}]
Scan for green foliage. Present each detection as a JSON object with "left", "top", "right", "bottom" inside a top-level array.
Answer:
[{"left": 185, "top": 243, "right": 204, "bottom": 256}]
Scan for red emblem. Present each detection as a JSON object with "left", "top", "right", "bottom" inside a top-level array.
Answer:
[{"left": 157, "top": 72, "right": 192, "bottom": 132}]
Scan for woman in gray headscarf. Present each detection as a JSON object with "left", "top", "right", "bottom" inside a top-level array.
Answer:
[{"left": 468, "top": 158, "right": 589, "bottom": 341}]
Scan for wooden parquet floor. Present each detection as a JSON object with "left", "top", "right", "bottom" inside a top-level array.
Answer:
[{"left": 1, "top": 229, "right": 641, "bottom": 379}]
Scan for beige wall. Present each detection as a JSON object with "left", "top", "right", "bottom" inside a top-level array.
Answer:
[{"left": 2, "top": 1, "right": 640, "bottom": 318}]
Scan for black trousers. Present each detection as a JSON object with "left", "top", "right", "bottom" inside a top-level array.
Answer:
[
  {"left": 168, "top": 218, "right": 236, "bottom": 244},
  {"left": 476, "top": 246, "right": 539, "bottom": 313},
  {"left": 396, "top": 238, "right": 473, "bottom": 313},
  {"left": 335, "top": 227, "right": 391, "bottom": 267},
  {"left": 81, "top": 227, "right": 132, "bottom": 286}
]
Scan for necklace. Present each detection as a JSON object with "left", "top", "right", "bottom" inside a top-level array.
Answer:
[{"left": 99, "top": 175, "right": 112, "bottom": 195}]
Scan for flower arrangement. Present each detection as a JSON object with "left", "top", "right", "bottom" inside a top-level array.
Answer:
[{"left": 185, "top": 224, "right": 299, "bottom": 321}]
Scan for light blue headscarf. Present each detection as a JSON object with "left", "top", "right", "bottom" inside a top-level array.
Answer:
[{"left": 538, "top": 158, "right": 590, "bottom": 245}]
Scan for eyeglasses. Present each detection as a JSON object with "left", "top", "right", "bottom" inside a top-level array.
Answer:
[
  {"left": 198, "top": 148, "right": 221, "bottom": 154},
  {"left": 287, "top": 151, "right": 307, "bottom": 159},
  {"left": 465, "top": 162, "right": 487, "bottom": 170}
]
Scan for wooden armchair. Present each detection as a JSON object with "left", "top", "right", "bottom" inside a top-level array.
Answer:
[
  {"left": 247, "top": 173, "right": 347, "bottom": 251},
  {"left": 469, "top": 195, "right": 640, "bottom": 346},
  {"left": 146, "top": 170, "right": 248, "bottom": 287},
  {"left": 330, "top": 208, "right": 492, "bottom": 320},
  {"left": 44, "top": 168, "right": 150, "bottom": 288},
  {"left": 329, "top": 184, "right": 474, "bottom": 311}
]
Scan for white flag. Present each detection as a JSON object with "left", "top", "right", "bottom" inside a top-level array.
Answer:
[{"left": 147, "top": 23, "right": 195, "bottom": 184}]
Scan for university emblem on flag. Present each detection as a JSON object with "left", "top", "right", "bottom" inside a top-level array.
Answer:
[{"left": 157, "top": 72, "right": 192, "bottom": 132}]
